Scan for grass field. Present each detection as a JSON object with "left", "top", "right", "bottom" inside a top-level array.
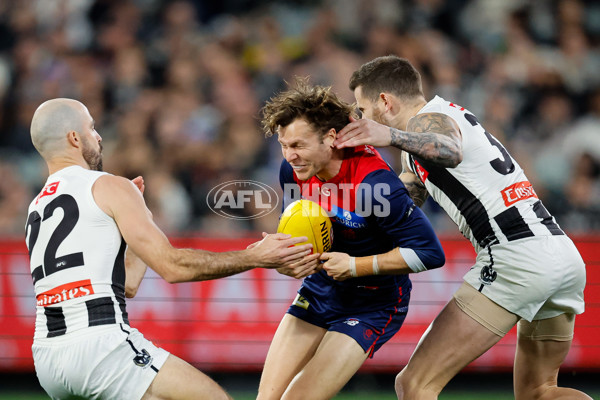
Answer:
[
  {"left": 2, "top": 390, "right": 600, "bottom": 399},
  {"left": 0, "top": 392, "right": 517, "bottom": 400},
  {"left": 3, "top": 372, "right": 598, "bottom": 399}
]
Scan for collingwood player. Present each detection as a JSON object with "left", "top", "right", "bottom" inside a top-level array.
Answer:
[
  {"left": 26, "top": 98, "right": 312, "bottom": 400},
  {"left": 335, "top": 56, "right": 590, "bottom": 400}
]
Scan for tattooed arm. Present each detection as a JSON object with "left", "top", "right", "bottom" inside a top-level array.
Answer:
[
  {"left": 400, "top": 151, "right": 429, "bottom": 207},
  {"left": 335, "top": 113, "right": 463, "bottom": 168},
  {"left": 393, "top": 113, "right": 462, "bottom": 168}
]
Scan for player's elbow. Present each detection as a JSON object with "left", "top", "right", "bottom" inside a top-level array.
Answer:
[
  {"left": 157, "top": 249, "right": 194, "bottom": 283},
  {"left": 162, "top": 272, "right": 180, "bottom": 284},
  {"left": 125, "top": 285, "right": 139, "bottom": 298},
  {"left": 426, "top": 249, "right": 445, "bottom": 270},
  {"left": 161, "top": 266, "right": 189, "bottom": 284},
  {"left": 417, "top": 246, "right": 445, "bottom": 270},
  {"left": 447, "top": 148, "right": 463, "bottom": 168}
]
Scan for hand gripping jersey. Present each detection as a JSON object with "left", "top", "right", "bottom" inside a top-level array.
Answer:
[
  {"left": 280, "top": 145, "right": 444, "bottom": 293},
  {"left": 25, "top": 166, "right": 129, "bottom": 339},
  {"left": 405, "top": 96, "right": 564, "bottom": 252}
]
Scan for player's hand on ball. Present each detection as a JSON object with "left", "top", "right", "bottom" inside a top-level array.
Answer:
[
  {"left": 320, "top": 252, "right": 352, "bottom": 281},
  {"left": 276, "top": 252, "right": 322, "bottom": 279},
  {"left": 248, "top": 233, "right": 312, "bottom": 268}
]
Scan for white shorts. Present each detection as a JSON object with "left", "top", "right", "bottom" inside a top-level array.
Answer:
[
  {"left": 463, "top": 235, "right": 586, "bottom": 322},
  {"left": 32, "top": 324, "right": 169, "bottom": 400}
]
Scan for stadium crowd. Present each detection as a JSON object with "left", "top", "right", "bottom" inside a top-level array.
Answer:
[{"left": 0, "top": 0, "right": 599, "bottom": 236}]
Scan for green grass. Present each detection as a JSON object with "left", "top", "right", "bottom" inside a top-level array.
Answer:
[{"left": 3, "top": 390, "right": 599, "bottom": 400}]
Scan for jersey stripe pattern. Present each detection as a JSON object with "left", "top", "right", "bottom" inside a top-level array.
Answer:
[
  {"left": 407, "top": 96, "right": 564, "bottom": 252},
  {"left": 25, "top": 166, "right": 129, "bottom": 339}
]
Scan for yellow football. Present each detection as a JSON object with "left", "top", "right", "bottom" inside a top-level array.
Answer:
[{"left": 277, "top": 199, "right": 333, "bottom": 254}]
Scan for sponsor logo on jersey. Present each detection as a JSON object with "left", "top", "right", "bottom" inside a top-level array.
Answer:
[
  {"left": 36, "top": 279, "right": 95, "bottom": 307},
  {"left": 413, "top": 160, "right": 429, "bottom": 182},
  {"left": 334, "top": 216, "right": 367, "bottom": 229},
  {"left": 344, "top": 318, "right": 360, "bottom": 326},
  {"left": 35, "top": 181, "right": 60, "bottom": 204},
  {"left": 292, "top": 294, "right": 310, "bottom": 310},
  {"left": 501, "top": 181, "right": 538, "bottom": 207}
]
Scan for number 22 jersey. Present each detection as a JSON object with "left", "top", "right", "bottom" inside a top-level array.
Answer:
[{"left": 26, "top": 166, "right": 129, "bottom": 339}]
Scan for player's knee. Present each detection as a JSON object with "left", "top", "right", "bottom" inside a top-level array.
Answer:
[
  {"left": 395, "top": 369, "right": 440, "bottom": 400},
  {"left": 395, "top": 370, "right": 417, "bottom": 399}
]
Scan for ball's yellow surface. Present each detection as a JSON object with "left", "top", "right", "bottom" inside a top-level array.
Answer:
[{"left": 277, "top": 200, "right": 333, "bottom": 253}]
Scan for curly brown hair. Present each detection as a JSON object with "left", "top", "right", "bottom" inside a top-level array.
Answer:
[{"left": 261, "top": 77, "right": 356, "bottom": 140}]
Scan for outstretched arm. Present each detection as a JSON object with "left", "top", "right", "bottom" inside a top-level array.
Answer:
[
  {"left": 334, "top": 113, "right": 463, "bottom": 168},
  {"left": 93, "top": 175, "right": 312, "bottom": 283}
]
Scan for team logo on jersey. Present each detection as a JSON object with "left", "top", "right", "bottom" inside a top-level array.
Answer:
[
  {"left": 133, "top": 349, "right": 153, "bottom": 368},
  {"left": 501, "top": 181, "right": 538, "bottom": 207},
  {"left": 35, "top": 181, "right": 60, "bottom": 204},
  {"left": 36, "top": 279, "right": 95, "bottom": 307},
  {"left": 292, "top": 294, "right": 310, "bottom": 310},
  {"left": 478, "top": 265, "right": 497, "bottom": 286},
  {"left": 363, "top": 329, "right": 374, "bottom": 340},
  {"left": 344, "top": 318, "right": 360, "bottom": 326}
]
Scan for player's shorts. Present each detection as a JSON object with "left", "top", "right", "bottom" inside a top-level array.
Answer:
[
  {"left": 462, "top": 235, "right": 585, "bottom": 322},
  {"left": 287, "top": 281, "right": 410, "bottom": 358},
  {"left": 32, "top": 323, "right": 169, "bottom": 400}
]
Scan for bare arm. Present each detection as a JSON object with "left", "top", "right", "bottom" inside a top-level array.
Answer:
[
  {"left": 400, "top": 150, "right": 429, "bottom": 207},
  {"left": 124, "top": 247, "right": 147, "bottom": 298},
  {"left": 125, "top": 175, "right": 148, "bottom": 297},
  {"left": 320, "top": 247, "right": 414, "bottom": 281},
  {"left": 93, "top": 175, "right": 312, "bottom": 283},
  {"left": 335, "top": 113, "right": 463, "bottom": 168},
  {"left": 395, "top": 113, "right": 462, "bottom": 167}
]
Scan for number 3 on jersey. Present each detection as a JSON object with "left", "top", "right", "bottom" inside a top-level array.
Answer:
[
  {"left": 464, "top": 113, "right": 515, "bottom": 175},
  {"left": 26, "top": 194, "right": 84, "bottom": 284}
]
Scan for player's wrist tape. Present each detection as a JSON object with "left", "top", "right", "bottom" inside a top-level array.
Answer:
[
  {"left": 372, "top": 255, "right": 380, "bottom": 275},
  {"left": 349, "top": 257, "right": 357, "bottom": 277}
]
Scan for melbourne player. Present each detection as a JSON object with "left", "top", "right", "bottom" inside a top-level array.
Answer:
[
  {"left": 26, "top": 98, "right": 312, "bottom": 400},
  {"left": 334, "top": 55, "right": 590, "bottom": 400},
  {"left": 258, "top": 79, "right": 445, "bottom": 400}
]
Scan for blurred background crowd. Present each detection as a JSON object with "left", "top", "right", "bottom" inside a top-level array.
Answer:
[{"left": 0, "top": 0, "right": 599, "bottom": 237}]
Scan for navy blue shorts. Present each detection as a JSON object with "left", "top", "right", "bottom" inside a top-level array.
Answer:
[{"left": 287, "top": 281, "right": 411, "bottom": 358}]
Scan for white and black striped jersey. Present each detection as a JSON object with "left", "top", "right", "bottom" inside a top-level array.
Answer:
[
  {"left": 405, "top": 96, "right": 564, "bottom": 252},
  {"left": 25, "top": 166, "right": 129, "bottom": 339}
]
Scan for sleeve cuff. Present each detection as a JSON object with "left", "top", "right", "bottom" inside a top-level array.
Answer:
[{"left": 399, "top": 248, "right": 427, "bottom": 273}]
